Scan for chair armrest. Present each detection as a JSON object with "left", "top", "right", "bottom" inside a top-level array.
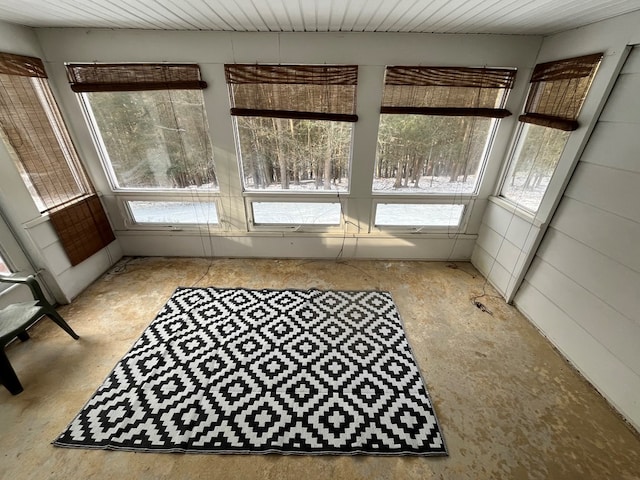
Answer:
[
  {"left": 0, "top": 274, "right": 35, "bottom": 285},
  {"left": 0, "top": 274, "right": 49, "bottom": 304}
]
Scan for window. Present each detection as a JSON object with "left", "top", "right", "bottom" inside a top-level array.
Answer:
[
  {"left": 235, "top": 117, "right": 352, "bottom": 191},
  {"left": 374, "top": 66, "right": 516, "bottom": 194},
  {"left": 127, "top": 200, "right": 218, "bottom": 225},
  {"left": 374, "top": 203, "right": 465, "bottom": 228},
  {"left": 67, "top": 63, "right": 217, "bottom": 191},
  {"left": 0, "top": 55, "right": 91, "bottom": 212},
  {"left": 501, "top": 53, "right": 602, "bottom": 212},
  {"left": 500, "top": 124, "right": 569, "bottom": 211},
  {"left": 0, "top": 52, "right": 114, "bottom": 266},
  {"left": 225, "top": 64, "right": 357, "bottom": 192},
  {"left": 251, "top": 202, "right": 341, "bottom": 226}
]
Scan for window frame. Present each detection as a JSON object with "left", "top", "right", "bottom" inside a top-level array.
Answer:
[
  {"left": 372, "top": 114, "right": 499, "bottom": 197},
  {"left": 372, "top": 65, "right": 515, "bottom": 202},
  {"left": 497, "top": 122, "right": 570, "bottom": 214},
  {"left": 78, "top": 88, "right": 218, "bottom": 194},
  {"left": 116, "top": 194, "right": 222, "bottom": 231},
  {"left": 69, "top": 62, "right": 221, "bottom": 232},
  {"left": 244, "top": 195, "right": 345, "bottom": 232},
  {"left": 231, "top": 115, "right": 355, "bottom": 195},
  {"left": 497, "top": 52, "right": 603, "bottom": 217},
  {"left": 226, "top": 64, "right": 358, "bottom": 197},
  {"left": 371, "top": 197, "right": 472, "bottom": 233}
]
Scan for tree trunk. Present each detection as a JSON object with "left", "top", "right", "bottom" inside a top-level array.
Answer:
[
  {"left": 450, "top": 119, "right": 472, "bottom": 183},
  {"left": 273, "top": 119, "right": 289, "bottom": 189},
  {"left": 323, "top": 122, "right": 333, "bottom": 189},
  {"left": 393, "top": 160, "right": 404, "bottom": 189}
]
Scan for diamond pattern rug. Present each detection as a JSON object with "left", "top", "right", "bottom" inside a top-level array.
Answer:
[{"left": 53, "top": 287, "right": 447, "bottom": 456}]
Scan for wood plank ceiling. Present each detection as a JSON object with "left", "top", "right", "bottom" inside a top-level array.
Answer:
[{"left": 0, "top": 0, "right": 638, "bottom": 34}]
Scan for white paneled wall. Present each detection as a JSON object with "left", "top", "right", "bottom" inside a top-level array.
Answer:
[
  {"left": 471, "top": 199, "right": 539, "bottom": 296},
  {"left": 515, "top": 45, "right": 640, "bottom": 431}
]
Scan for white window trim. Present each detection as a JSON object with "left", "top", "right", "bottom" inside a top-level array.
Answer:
[
  {"left": 244, "top": 194, "right": 347, "bottom": 233},
  {"left": 370, "top": 197, "right": 473, "bottom": 233},
  {"left": 79, "top": 91, "right": 220, "bottom": 195},
  {"left": 117, "top": 194, "right": 222, "bottom": 231}
]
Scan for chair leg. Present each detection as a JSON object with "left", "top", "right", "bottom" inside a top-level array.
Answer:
[
  {"left": 0, "top": 350, "right": 24, "bottom": 395},
  {"left": 17, "top": 331, "right": 30, "bottom": 342},
  {"left": 44, "top": 309, "right": 79, "bottom": 340}
]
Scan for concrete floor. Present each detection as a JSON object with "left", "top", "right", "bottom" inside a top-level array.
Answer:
[{"left": 1, "top": 257, "right": 639, "bottom": 480}]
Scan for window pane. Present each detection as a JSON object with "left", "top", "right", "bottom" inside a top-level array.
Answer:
[
  {"left": 128, "top": 201, "right": 218, "bottom": 224},
  {"left": 375, "top": 203, "right": 464, "bottom": 227},
  {"left": 501, "top": 124, "right": 569, "bottom": 212},
  {"left": 236, "top": 117, "right": 352, "bottom": 192},
  {"left": 0, "top": 252, "right": 10, "bottom": 274},
  {"left": 252, "top": 202, "right": 341, "bottom": 225},
  {"left": 0, "top": 76, "right": 89, "bottom": 211},
  {"left": 85, "top": 90, "right": 217, "bottom": 190},
  {"left": 373, "top": 115, "right": 493, "bottom": 194}
]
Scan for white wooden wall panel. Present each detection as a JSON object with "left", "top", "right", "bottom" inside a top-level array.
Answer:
[
  {"left": 551, "top": 197, "right": 640, "bottom": 273},
  {"left": 536, "top": 228, "right": 640, "bottom": 324},
  {"left": 475, "top": 223, "right": 502, "bottom": 259},
  {"left": 579, "top": 122, "right": 640, "bottom": 173},
  {"left": 118, "top": 233, "right": 476, "bottom": 260},
  {"left": 514, "top": 39, "right": 640, "bottom": 430},
  {"left": 565, "top": 163, "right": 640, "bottom": 223},
  {"left": 621, "top": 46, "right": 640, "bottom": 73},
  {"left": 599, "top": 74, "right": 640, "bottom": 123},
  {"left": 471, "top": 199, "right": 541, "bottom": 298},
  {"left": 470, "top": 244, "right": 512, "bottom": 294},
  {"left": 516, "top": 280, "right": 640, "bottom": 431},
  {"left": 526, "top": 257, "right": 640, "bottom": 375}
]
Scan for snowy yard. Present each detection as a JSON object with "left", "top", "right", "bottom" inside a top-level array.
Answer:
[{"left": 128, "top": 199, "right": 464, "bottom": 227}]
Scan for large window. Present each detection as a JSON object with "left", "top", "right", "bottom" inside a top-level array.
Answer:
[
  {"left": 0, "top": 55, "right": 91, "bottom": 212},
  {"left": 374, "top": 66, "right": 516, "bottom": 195},
  {"left": 226, "top": 64, "right": 357, "bottom": 193},
  {"left": 501, "top": 53, "right": 602, "bottom": 212},
  {"left": 67, "top": 63, "right": 217, "bottom": 192},
  {"left": 0, "top": 53, "right": 114, "bottom": 266}
]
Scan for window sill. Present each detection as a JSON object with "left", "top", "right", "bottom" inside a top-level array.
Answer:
[{"left": 488, "top": 196, "right": 545, "bottom": 228}]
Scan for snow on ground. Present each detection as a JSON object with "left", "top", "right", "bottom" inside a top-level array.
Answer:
[
  {"left": 126, "top": 174, "right": 547, "bottom": 226},
  {"left": 244, "top": 175, "right": 477, "bottom": 194},
  {"left": 128, "top": 200, "right": 464, "bottom": 227}
]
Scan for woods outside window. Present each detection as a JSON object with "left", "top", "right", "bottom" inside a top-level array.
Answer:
[
  {"left": 501, "top": 53, "right": 602, "bottom": 212},
  {"left": 67, "top": 63, "right": 219, "bottom": 227},
  {"left": 372, "top": 66, "right": 515, "bottom": 229},
  {"left": 225, "top": 64, "right": 357, "bottom": 193},
  {"left": 67, "top": 63, "right": 217, "bottom": 192}
]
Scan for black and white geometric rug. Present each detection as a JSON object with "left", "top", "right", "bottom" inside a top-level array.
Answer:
[{"left": 54, "top": 287, "right": 447, "bottom": 456}]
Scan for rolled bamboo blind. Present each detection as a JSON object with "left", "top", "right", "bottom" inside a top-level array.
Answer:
[{"left": 225, "top": 64, "right": 358, "bottom": 122}]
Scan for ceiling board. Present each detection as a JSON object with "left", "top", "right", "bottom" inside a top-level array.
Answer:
[{"left": 0, "top": 0, "right": 638, "bottom": 35}]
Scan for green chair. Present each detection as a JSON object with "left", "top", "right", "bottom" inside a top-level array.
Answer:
[{"left": 0, "top": 274, "right": 78, "bottom": 395}]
